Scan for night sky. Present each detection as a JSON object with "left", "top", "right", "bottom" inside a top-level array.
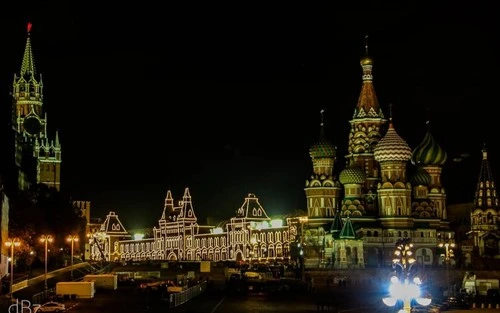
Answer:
[{"left": 0, "top": 1, "right": 499, "bottom": 229}]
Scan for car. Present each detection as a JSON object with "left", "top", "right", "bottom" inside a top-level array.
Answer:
[{"left": 33, "top": 301, "right": 65, "bottom": 312}]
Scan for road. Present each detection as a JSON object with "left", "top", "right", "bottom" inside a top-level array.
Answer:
[{"left": 4, "top": 280, "right": 497, "bottom": 313}]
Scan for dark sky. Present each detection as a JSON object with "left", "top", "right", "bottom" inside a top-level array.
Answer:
[{"left": 1, "top": 1, "right": 499, "bottom": 229}]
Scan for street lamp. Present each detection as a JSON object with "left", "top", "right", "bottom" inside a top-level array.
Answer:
[
  {"left": 67, "top": 235, "right": 79, "bottom": 279},
  {"left": 439, "top": 238, "right": 455, "bottom": 297},
  {"left": 382, "top": 238, "right": 432, "bottom": 313},
  {"left": 40, "top": 235, "right": 54, "bottom": 290},
  {"left": 4, "top": 238, "right": 21, "bottom": 299}
]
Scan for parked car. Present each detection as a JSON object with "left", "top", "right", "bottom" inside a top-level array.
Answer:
[
  {"left": 446, "top": 296, "right": 470, "bottom": 309},
  {"left": 33, "top": 301, "right": 65, "bottom": 312}
]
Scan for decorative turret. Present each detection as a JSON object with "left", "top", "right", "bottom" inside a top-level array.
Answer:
[{"left": 305, "top": 109, "right": 341, "bottom": 218}]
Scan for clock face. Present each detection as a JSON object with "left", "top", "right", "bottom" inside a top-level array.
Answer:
[{"left": 23, "top": 116, "right": 41, "bottom": 135}]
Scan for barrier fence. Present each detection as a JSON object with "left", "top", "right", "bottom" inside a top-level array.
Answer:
[{"left": 169, "top": 281, "right": 207, "bottom": 308}]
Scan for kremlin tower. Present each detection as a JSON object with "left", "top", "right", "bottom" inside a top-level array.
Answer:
[{"left": 11, "top": 23, "right": 62, "bottom": 192}]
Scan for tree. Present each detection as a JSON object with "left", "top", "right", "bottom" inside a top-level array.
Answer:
[{"left": 9, "top": 183, "right": 87, "bottom": 270}]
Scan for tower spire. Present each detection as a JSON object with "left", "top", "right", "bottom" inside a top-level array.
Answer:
[
  {"left": 21, "top": 22, "right": 36, "bottom": 76},
  {"left": 353, "top": 35, "right": 383, "bottom": 119},
  {"left": 364, "top": 34, "right": 369, "bottom": 57},
  {"left": 320, "top": 108, "right": 325, "bottom": 127},
  {"left": 388, "top": 103, "right": 394, "bottom": 127}
]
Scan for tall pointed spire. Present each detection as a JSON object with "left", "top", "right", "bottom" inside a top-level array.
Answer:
[
  {"left": 161, "top": 190, "right": 175, "bottom": 219},
  {"left": 353, "top": 35, "right": 383, "bottom": 119},
  {"left": 339, "top": 216, "right": 356, "bottom": 239},
  {"left": 330, "top": 208, "right": 344, "bottom": 238},
  {"left": 21, "top": 22, "right": 36, "bottom": 77},
  {"left": 473, "top": 144, "right": 499, "bottom": 212}
]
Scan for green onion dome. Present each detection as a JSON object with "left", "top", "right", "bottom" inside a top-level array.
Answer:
[
  {"left": 339, "top": 160, "right": 366, "bottom": 185},
  {"left": 411, "top": 131, "right": 447, "bottom": 166},
  {"left": 309, "top": 128, "right": 336, "bottom": 159},
  {"left": 374, "top": 122, "right": 412, "bottom": 162},
  {"left": 410, "top": 166, "right": 431, "bottom": 186}
]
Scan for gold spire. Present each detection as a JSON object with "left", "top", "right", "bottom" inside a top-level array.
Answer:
[
  {"left": 353, "top": 35, "right": 382, "bottom": 119},
  {"left": 388, "top": 103, "right": 394, "bottom": 128},
  {"left": 360, "top": 35, "right": 373, "bottom": 66}
]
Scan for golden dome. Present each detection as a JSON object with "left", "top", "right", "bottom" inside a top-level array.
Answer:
[{"left": 360, "top": 56, "right": 373, "bottom": 66}]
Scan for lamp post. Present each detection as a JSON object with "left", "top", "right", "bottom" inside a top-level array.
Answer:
[
  {"left": 4, "top": 238, "right": 21, "bottom": 299},
  {"left": 67, "top": 235, "right": 79, "bottom": 279},
  {"left": 439, "top": 239, "right": 455, "bottom": 297},
  {"left": 298, "top": 216, "right": 308, "bottom": 281},
  {"left": 382, "top": 238, "right": 432, "bottom": 313},
  {"left": 40, "top": 235, "right": 53, "bottom": 290}
]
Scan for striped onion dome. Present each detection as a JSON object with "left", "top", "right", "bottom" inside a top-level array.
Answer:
[
  {"left": 411, "top": 130, "right": 447, "bottom": 166},
  {"left": 410, "top": 166, "right": 431, "bottom": 186},
  {"left": 339, "top": 158, "right": 366, "bottom": 185},
  {"left": 374, "top": 122, "right": 412, "bottom": 162},
  {"left": 309, "top": 127, "right": 336, "bottom": 159}
]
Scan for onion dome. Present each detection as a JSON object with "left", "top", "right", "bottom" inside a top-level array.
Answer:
[
  {"left": 411, "top": 129, "right": 447, "bottom": 166},
  {"left": 410, "top": 166, "right": 431, "bottom": 186},
  {"left": 309, "top": 110, "right": 336, "bottom": 159},
  {"left": 374, "top": 121, "right": 412, "bottom": 162},
  {"left": 360, "top": 55, "right": 373, "bottom": 66},
  {"left": 339, "top": 158, "right": 366, "bottom": 185},
  {"left": 309, "top": 134, "right": 336, "bottom": 159}
]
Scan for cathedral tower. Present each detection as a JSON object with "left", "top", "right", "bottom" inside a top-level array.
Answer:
[
  {"left": 304, "top": 110, "right": 341, "bottom": 218},
  {"left": 347, "top": 36, "right": 387, "bottom": 214},
  {"left": 373, "top": 114, "right": 413, "bottom": 228},
  {"left": 410, "top": 121, "right": 448, "bottom": 219},
  {"left": 12, "top": 23, "right": 62, "bottom": 191}
]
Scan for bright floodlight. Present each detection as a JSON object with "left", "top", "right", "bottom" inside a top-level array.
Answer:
[
  {"left": 270, "top": 219, "right": 283, "bottom": 227},
  {"left": 388, "top": 279, "right": 421, "bottom": 300},
  {"left": 134, "top": 233, "right": 145, "bottom": 240}
]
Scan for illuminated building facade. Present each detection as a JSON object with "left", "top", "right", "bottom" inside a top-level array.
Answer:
[
  {"left": 88, "top": 189, "right": 293, "bottom": 263},
  {"left": 12, "top": 23, "right": 62, "bottom": 192}
]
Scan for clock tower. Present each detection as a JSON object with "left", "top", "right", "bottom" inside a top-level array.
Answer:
[{"left": 12, "top": 23, "right": 62, "bottom": 192}]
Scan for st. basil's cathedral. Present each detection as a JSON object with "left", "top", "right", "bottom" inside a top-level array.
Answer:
[{"left": 2, "top": 25, "right": 500, "bottom": 272}]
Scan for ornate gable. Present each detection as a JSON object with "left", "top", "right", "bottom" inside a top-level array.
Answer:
[{"left": 100, "top": 211, "right": 129, "bottom": 235}]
